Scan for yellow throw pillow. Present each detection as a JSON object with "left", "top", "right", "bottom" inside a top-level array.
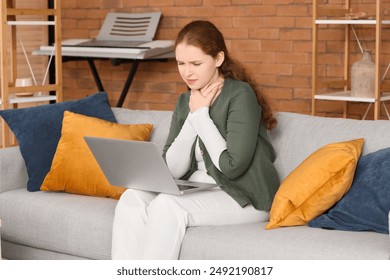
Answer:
[
  {"left": 266, "top": 138, "right": 364, "bottom": 230},
  {"left": 41, "top": 111, "right": 153, "bottom": 199}
]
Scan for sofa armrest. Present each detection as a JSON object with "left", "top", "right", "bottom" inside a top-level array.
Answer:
[{"left": 0, "top": 146, "right": 28, "bottom": 194}]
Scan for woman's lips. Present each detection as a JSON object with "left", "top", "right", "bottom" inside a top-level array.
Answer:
[{"left": 186, "top": 79, "right": 197, "bottom": 85}]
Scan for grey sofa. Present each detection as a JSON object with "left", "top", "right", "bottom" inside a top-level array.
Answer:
[{"left": 0, "top": 108, "right": 389, "bottom": 260}]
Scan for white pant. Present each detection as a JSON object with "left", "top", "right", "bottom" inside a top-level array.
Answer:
[{"left": 111, "top": 188, "right": 269, "bottom": 260}]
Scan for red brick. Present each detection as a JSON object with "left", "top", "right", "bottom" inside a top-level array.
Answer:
[
  {"left": 231, "top": 40, "right": 260, "bottom": 51},
  {"left": 76, "top": 1, "right": 99, "bottom": 9},
  {"left": 280, "top": 29, "right": 311, "bottom": 41},
  {"left": 149, "top": 0, "right": 175, "bottom": 7},
  {"left": 277, "top": 99, "right": 311, "bottom": 114},
  {"left": 249, "top": 28, "right": 280, "bottom": 40},
  {"left": 255, "top": 74, "right": 277, "bottom": 87},
  {"left": 293, "top": 65, "right": 312, "bottom": 77},
  {"left": 100, "top": 0, "right": 122, "bottom": 9},
  {"left": 276, "top": 5, "right": 310, "bottom": 17},
  {"left": 121, "top": 0, "right": 148, "bottom": 8},
  {"left": 233, "top": 17, "right": 262, "bottom": 28},
  {"left": 276, "top": 52, "right": 310, "bottom": 64},
  {"left": 232, "top": 0, "right": 264, "bottom": 4},
  {"left": 161, "top": 7, "right": 189, "bottom": 17},
  {"left": 204, "top": 0, "right": 232, "bottom": 6},
  {"left": 223, "top": 28, "right": 249, "bottom": 39},
  {"left": 187, "top": 7, "right": 216, "bottom": 17},
  {"left": 295, "top": 17, "right": 312, "bottom": 28},
  {"left": 262, "top": 17, "right": 295, "bottom": 28},
  {"left": 293, "top": 41, "right": 312, "bottom": 52},
  {"left": 293, "top": 88, "right": 312, "bottom": 99},
  {"left": 216, "top": 6, "right": 246, "bottom": 17},
  {"left": 77, "top": 19, "right": 100, "bottom": 30},
  {"left": 262, "top": 87, "right": 293, "bottom": 100},
  {"left": 244, "top": 5, "right": 276, "bottom": 16},
  {"left": 175, "top": 0, "right": 202, "bottom": 6},
  {"left": 261, "top": 63, "right": 293, "bottom": 76},
  {"left": 318, "top": 53, "right": 343, "bottom": 65},
  {"left": 276, "top": 75, "right": 311, "bottom": 88},
  {"left": 262, "top": 40, "right": 293, "bottom": 52},
  {"left": 62, "top": 0, "right": 77, "bottom": 9}
]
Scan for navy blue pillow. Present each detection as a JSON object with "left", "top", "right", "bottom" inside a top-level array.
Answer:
[
  {"left": 0, "top": 92, "right": 117, "bottom": 192},
  {"left": 309, "top": 147, "right": 390, "bottom": 234}
]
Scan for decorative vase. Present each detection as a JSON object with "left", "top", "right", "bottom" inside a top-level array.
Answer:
[{"left": 351, "top": 49, "right": 375, "bottom": 98}]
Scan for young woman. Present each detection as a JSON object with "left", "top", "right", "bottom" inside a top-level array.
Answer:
[{"left": 111, "top": 20, "right": 280, "bottom": 260}]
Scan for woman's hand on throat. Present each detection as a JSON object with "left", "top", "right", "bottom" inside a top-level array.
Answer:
[{"left": 189, "top": 78, "right": 224, "bottom": 112}]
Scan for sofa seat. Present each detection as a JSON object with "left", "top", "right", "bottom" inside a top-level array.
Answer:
[
  {"left": 181, "top": 223, "right": 389, "bottom": 260},
  {"left": 0, "top": 188, "right": 115, "bottom": 260}
]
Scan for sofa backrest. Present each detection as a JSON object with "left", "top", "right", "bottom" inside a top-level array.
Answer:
[
  {"left": 113, "top": 108, "right": 390, "bottom": 183},
  {"left": 113, "top": 108, "right": 173, "bottom": 153},
  {"left": 269, "top": 112, "right": 390, "bottom": 181}
]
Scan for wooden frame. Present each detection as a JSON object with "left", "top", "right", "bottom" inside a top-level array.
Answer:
[
  {"left": 312, "top": 0, "right": 386, "bottom": 120},
  {"left": 0, "top": 0, "right": 62, "bottom": 147}
]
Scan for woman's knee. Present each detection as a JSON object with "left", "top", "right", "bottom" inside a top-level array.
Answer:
[
  {"left": 116, "top": 189, "right": 155, "bottom": 211},
  {"left": 148, "top": 194, "right": 183, "bottom": 215}
]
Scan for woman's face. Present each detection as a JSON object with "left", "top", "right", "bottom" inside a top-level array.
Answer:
[{"left": 175, "top": 43, "right": 223, "bottom": 91}]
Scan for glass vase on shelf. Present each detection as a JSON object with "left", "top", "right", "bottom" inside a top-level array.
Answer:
[{"left": 351, "top": 49, "right": 375, "bottom": 98}]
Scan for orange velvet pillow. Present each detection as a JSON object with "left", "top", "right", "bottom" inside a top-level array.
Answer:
[
  {"left": 266, "top": 138, "right": 364, "bottom": 229},
  {"left": 41, "top": 111, "right": 153, "bottom": 199}
]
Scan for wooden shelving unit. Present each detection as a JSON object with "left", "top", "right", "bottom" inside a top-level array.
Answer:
[
  {"left": 312, "top": 0, "right": 389, "bottom": 120},
  {"left": 0, "top": 0, "right": 62, "bottom": 147}
]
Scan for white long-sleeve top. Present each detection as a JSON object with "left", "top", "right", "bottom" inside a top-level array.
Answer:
[{"left": 165, "top": 107, "right": 227, "bottom": 183}]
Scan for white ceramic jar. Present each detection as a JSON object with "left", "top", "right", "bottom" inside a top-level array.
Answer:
[{"left": 351, "top": 49, "right": 376, "bottom": 98}]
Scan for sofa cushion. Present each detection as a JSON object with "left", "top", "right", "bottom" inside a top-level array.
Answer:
[
  {"left": 309, "top": 147, "right": 390, "bottom": 234},
  {"left": 41, "top": 111, "right": 153, "bottom": 199},
  {"left": 0, "top": 188, "right": 116, "bottom": 260},
  {"left": 0, "top": 92, "right": 116, "bottom": 192},
  {"left": 0, "top": 146, "right": 28, "bottom": 194},
  {"left": 180, "top": 222, "right": 390, "bottom": 259},
  {"left": 266, "top": 138, "right": 364, "bottom": 230}
]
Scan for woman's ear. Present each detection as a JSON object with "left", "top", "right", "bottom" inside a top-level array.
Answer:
[{"left": 215, "top": 51, "right": 225, "bottom": 67}]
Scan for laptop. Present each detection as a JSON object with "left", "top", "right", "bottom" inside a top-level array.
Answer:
[
  {"left": 63, "top": 12, "right": 162, "bottom": 49},
  {"left": 84, "top": 137, "right": 220, "bottom": 195}
]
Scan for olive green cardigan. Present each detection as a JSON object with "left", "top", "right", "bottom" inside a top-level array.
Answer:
[{"left": 163, "top": 79, "right": 280, "bottom": 210}]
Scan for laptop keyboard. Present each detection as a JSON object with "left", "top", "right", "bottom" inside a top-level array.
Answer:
[{"left": 177, "top": 184, "right": 198, "bottom": 191}]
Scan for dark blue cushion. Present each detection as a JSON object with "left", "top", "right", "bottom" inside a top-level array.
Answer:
[
  {"left": 0, "top": 92, "right": 117, "bottom": 192},
  {"left": 309, "top": 147, "right": 390, "bottom": 234}
]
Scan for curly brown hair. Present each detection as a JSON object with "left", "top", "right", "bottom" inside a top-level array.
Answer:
[{"left": 175, "top": 20, "right": 277, "bottom": 130}]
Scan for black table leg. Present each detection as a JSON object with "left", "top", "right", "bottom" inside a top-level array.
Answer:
[
  {"left": 87, "top": 58, "right": 105, "bottom": 92},
  {"left": 116, "top": 60, "right": 140, "bottom": 107}
]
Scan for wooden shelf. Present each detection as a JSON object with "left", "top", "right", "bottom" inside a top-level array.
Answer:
[
  {"left": 0, "top": 94, "right": 57, "bottom": 105},
  {"left": 312, "top": 0, "right": 388, "bottom": 120},
  {"left": 0, "top": 0, "right": 62, "bottom": 147},
  {"left": 316, "top": 19, "right": 390, "bottom": 25},
  {"left": 315, "top": 91, "right": 390, "bottom": 102},
  {"left": 7, "top": 21, "right": 55, "bottom": 26}
]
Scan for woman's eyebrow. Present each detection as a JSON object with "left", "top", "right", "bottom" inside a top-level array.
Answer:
[{"left": 175, "top": 59, "right": 203, "bottom": 63}]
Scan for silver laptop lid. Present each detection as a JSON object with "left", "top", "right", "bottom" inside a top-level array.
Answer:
[
  {"left": 97, "top": 12, "right": 162, "bottom": 42},
  {"left": 84, "top": 136, "right": 182, "bottom": 195}
]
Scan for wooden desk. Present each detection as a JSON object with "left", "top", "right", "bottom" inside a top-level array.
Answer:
[{"left": 33, "top": 43, "right": 175, "bottom": 107}]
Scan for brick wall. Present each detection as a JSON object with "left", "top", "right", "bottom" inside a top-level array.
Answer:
[{"left": 60, "top": 0, "right": 390, "bottom": 119}]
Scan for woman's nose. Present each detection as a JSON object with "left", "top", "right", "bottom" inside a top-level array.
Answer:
[{"left": 184, "top": 65, "right": 193, "bottom": 77}]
